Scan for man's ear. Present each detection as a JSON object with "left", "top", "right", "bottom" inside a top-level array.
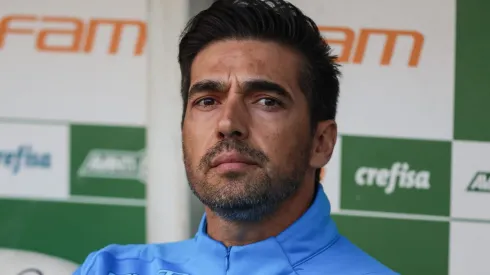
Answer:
[{"left": 310, "top": 120, "right": 337, "bottom": 169}]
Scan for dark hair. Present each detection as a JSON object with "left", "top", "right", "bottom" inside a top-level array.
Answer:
[{"left": 178, "top": 0, "right": 341, "bottom": 182}]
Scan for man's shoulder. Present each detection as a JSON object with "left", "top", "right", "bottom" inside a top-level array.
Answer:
[
  {"left": 74, "top": 239, "right": 196, "bottom": 274},
  {"left": 297, "top": 235, "right": 399, "bottom": 275}
]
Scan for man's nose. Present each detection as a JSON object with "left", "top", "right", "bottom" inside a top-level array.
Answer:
[{"left": 216, "top": 96, "right": 249, "bottom": 140}]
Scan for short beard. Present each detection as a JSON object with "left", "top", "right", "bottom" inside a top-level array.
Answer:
[
  {"left": 183, "top": 138, "right": 311, "bottom": 222},
  {"left": 194, "top": 172, "right": 303, "bottom": 222}
]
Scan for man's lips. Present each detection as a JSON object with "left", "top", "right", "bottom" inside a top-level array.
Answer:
[{"left": 210, "top": 151, "right": 258, "bottom": 168}]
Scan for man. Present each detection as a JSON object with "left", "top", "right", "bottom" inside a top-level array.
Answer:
[{"left": 75, "top": 0, "right": 398, "bottom": 274}]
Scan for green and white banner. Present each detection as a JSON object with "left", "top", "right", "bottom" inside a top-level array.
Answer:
[
  {"left": 289, "top": 0, "right": 490, "bottom": 274},
  {"left": 1, "top": 0, "right": 489, "bottom": 274},
  {"left": 0, "top": 0, "right": 148, "bottom": 273}
]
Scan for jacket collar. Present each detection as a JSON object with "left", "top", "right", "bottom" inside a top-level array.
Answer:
[{"left": 192, "top": 184, "right": 339, "bottom": 269}]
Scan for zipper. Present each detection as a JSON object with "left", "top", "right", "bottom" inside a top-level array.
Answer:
[{"left": 225, "top": 247, "right": 231, "bottom": 272}]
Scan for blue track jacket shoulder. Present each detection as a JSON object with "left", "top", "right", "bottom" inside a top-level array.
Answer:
[{"left": 75, "top": 184, "right": 399, "bottom": 275}]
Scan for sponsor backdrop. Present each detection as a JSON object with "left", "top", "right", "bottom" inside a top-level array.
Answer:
[
  {"left": 0, "top": 0, "right": 488, "bottom": 274},
  {"left": 290, "top": 0, "right": 489, "bottom": 274},
  {"left": 0, "top": 0, "right": 148, "bottom": 273}
]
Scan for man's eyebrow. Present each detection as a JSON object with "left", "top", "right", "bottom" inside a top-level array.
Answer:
[
  {"left": 242, "top": 80, "right": 290, "bottom": 99},
  {"left": 188, "top": 79, "right": 291, "bottom": 99},
  {"left": 188, "top": 80, "right": 227, "bottom": 98}
]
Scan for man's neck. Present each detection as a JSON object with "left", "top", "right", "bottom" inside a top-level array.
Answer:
[{"left": 205, "top": 178, "right": 316, "bottom": 247}]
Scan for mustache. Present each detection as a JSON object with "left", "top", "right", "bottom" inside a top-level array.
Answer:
[{"left": 198, "top": 139, "right": 269, "bottom": 170}]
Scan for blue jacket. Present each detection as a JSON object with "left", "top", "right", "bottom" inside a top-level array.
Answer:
[{"left": 74, "top": 184, "right": 398, "bottom": 274}]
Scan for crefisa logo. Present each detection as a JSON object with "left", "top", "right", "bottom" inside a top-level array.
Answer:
[
  {"left": 0, "top": 145, "right": 51, "bottom": 175},
  {"left": 0, "top": 248, "right": 78, "bottom": 274},
  {"left": 354, "top": 162, "right": 431, "bottom": 195}
]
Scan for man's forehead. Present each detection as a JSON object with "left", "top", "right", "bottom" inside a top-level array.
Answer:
[
  {"left": 195, "top": 39, "right": 288, "bottom": 61},
  {"left": 190, "top": 40, "right": 301, "bottom": 88}
]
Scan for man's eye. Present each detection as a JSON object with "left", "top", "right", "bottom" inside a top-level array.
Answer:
[
  {"left": 257, "top": 98, "right": 281, "bottom": 107},
  {"left": 196, "top": 98, "right": 217, "bottom": 106}
]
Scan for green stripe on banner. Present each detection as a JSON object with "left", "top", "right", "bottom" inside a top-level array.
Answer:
[
  {"left": 454, "top": 0, "right": 490, "bottom": 142},
  {"left": 0, "top": 199, "right": 145, "bottom": 264},
  {"left": 332, "top": 214, "right": 449, "bottom": 275}
]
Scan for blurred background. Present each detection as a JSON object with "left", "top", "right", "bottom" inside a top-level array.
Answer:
[{"left": 0, "top": 0, "right": 488, "bottom": 274}]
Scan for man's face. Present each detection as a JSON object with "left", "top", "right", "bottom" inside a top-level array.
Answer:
[{"left": 182, "top": 39, "right": 313, "bottom": 221}]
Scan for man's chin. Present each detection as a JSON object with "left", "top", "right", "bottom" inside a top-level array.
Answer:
[{"left": 207, "top": 199, "right": 278, "bottom": 222}]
